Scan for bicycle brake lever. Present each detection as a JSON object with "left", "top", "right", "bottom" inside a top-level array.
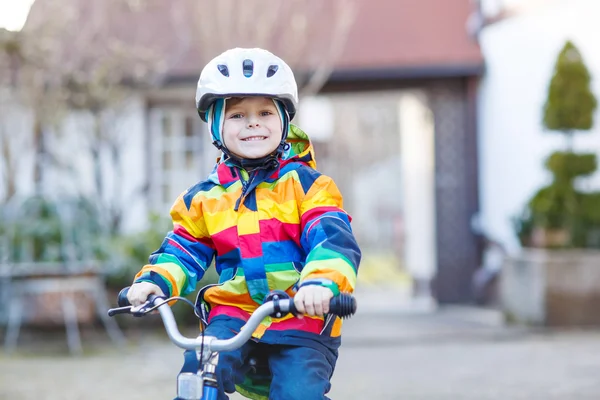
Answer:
[
  {"left": 107, "top": 302, "right": 156, "bottom": 318},
  {"left": 107, "top": 306, "right": 133, "bottom": 317},
  {"left": 132, "top": 295, "right": 169, "bottom": 317},
  {"left": 130, "top": 302, "right": 152, "bottom": 317}
]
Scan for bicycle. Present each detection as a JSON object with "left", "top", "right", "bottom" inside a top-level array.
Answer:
[{"left": 108, "top": 288, "right": 357, "bottom": 400}]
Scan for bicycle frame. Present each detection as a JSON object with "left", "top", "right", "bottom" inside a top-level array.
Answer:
[{"left": 156, "top": 296, "right": 287, "bottom": 399}]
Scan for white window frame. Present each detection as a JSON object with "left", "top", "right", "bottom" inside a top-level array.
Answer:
[{"left": 148, "top": 108, "right": 216, "bottom": 213}]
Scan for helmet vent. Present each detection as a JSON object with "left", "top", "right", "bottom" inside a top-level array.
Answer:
[
  {"left": 266, "top": 65, "right": 279, "bottom": 78},
  {"left": 217, "top": 64, "right": 229, "bottom": 77},
  {"left": 242, "top": 59, "right": 254, "bottom": 77}
]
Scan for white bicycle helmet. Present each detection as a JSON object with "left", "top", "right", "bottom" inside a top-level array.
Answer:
[{"left": 195, "top": 48, "right": 299, "bottom": 122}]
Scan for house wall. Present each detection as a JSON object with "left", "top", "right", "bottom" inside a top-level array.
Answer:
[
  {"left": 1, "top": 74, "right": 481, "bottom": 303},
  {"left": 0, "top": 91, "right": 36, "bottom": 201},
  {"left": 478, "top": 0, "right": 600, "bottom": 253},
  {"left": 0, "top": 94, "right": 149, "bottom": 234}
]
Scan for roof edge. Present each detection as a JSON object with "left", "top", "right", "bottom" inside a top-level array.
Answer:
[
  {"left": 328, "top": 63, "right": 485, "bottom": 81},
  {"left": 164, "top": 62, "right": 485, "bottom": 86}
]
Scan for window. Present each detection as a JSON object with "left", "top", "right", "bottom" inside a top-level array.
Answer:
[
  {"left": 162, "top": 116, "right": 172, "bottom": 137},
  {"left": 162, "top": 150, "right": 172, "bottom": 171},
  {"left": 185, "top": 149, "right": 194, "bottom": 169},
  {"left": 149, "top": 109, "right": 213, "bottom": 212},
  {"left": 185, "top": 116, "right": 194, "bottom": 138}
]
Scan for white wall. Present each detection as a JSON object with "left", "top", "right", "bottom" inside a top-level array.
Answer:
[
  {"left": 0, "top": 90, "right": 36, "bottom": 199},
  {"left": 108, "top": 96, "right": 149, "bottom": 234},
  {"left": 478, "top": 0, "right": 600, "bottom": 252},
  {"left": 0, "top": 94, "right": 149, "bottom": 233},
  {"left": 54, "top": 96, "right": 149, "bottom": 233},
  {"left": 398, "top": 92, "right": 437, "bottom": 283}
]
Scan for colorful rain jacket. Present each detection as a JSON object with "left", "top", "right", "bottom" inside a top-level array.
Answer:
[{"left": 134, "top": 125, "right": 361, "bottom": 345}]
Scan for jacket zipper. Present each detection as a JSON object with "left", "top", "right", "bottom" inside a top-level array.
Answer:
[{"left": 234, "top": 169, "right": 257, "bottom": 211}]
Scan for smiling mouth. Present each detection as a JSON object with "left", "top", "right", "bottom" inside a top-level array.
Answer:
[{"left": 242, "top": 136, "right": 267, "bottom": 141}]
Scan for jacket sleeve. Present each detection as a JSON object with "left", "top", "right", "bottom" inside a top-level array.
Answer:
[
  {"left": 133, "top": 189, "right": 215, "bottom": 297},
  {"left": 298, "top": 173, "right": 361, "bottom": 293}
]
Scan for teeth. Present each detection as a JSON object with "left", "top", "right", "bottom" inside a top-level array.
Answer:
[{"left": 243, "top": 137, "right": 266, "bottom": 141}]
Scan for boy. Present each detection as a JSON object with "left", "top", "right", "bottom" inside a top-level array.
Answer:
[{"left": 127, "top": 48, "right": 361, "bottom": 399}]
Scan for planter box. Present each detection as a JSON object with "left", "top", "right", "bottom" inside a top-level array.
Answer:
[
  {"left": 10, "top": 273, "right": 99, "bottom": 326},
  {"left": 1, "top": 263, "right": 102, "bottom": 327},
  {"left": 500, "top": 248, "right": 600, "bottom": 326}
]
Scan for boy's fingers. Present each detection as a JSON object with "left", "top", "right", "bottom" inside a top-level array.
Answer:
[
  {"left": 294, "top": 286, "right": 337, "bottom": 318},
  {"left": 323, "top": 289, "right": 333, "bottom": 314},
  {"left": 304, "top": 291, "right": 316, "bottom": 316},
  {"left": 313, "top": 292, "right": 324, "bottom": 316},
  {"left": 127, "top": 283, "right": 164, "bottom": 307},
  {"left": 294, "top": 293, "right": 305, "bottom": 317},
  {"left": 322, "top": 295, "right": 330, "bottom": 315},
  {"left": 127, "top": 287, "right": 141, "bottom": 306}
]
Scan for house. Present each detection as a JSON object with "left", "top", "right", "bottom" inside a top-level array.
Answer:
[
  {"left": 5, "top": 0, "right": 484, "bottom": 304},
  {"left": 477, "top": 0, "right": 600, "bottom": 253}
]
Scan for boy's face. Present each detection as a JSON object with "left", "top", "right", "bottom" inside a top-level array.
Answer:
[{"left": 222, "top": 97, "right": 282, "bottom": 160}]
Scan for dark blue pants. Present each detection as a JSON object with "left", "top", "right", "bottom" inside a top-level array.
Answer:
[{"left": 204, "top": 318, "right": 336, "bottom": 400}]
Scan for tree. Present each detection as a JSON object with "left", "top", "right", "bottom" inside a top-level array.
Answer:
[
  {"left": 0, "top": 0, "right": 170, "bottom": 230},
  {"left": 181, "top": 0, "right": 358, "bottom": 97},
  {"left": 543, "top": 40, "right": 597, "bottom": 149}
]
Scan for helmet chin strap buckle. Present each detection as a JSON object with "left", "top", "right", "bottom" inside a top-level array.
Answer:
[
  {"left": 268, "top": 158, "right": 280, "bottom": 170},
  {"left": 212, "top": 140, "right": 223, "bottom": 150}
]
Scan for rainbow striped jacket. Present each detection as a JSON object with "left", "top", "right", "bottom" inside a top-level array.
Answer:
[{"left": 134, "top": 125, "right": 361, "bottom": 342}]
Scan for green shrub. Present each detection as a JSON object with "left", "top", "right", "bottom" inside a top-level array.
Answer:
[{"left": 517, "top": 40, "right": 600, "bottom": 249}]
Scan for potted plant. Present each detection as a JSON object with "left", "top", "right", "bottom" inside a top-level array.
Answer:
[{"left": 503, "top": 41, "right": 600, "bottom": 326}]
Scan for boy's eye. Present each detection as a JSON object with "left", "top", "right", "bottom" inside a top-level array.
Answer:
[
  {"left": 260, "top": 111, "right": 273, "bottom": 116},
  {"left": 229, "top": 113, "right": 243, "bottom": 119}
]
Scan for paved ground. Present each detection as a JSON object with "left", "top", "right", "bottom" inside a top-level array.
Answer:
[{"left": 2, "top": 305, "right": 600, "bottom": 399}]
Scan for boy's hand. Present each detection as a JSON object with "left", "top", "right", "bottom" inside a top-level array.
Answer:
[
  {"left": 127, "top": 282, "right": 165, "bottom": 307},
  {"left": 294, "top": 285, "right": 334, "bottom": 319}
]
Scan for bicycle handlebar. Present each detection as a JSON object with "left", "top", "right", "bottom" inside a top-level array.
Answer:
[{"left": 108, "top": 287, "right": 357, "bottom": 352}]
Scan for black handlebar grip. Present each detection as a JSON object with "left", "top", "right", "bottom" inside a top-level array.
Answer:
[
  {"left": 329, "top": 293, "right": 357, "bottom": 319},
  {"left": 117, "top": 286, "right": 131, "bottom": 307}
]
